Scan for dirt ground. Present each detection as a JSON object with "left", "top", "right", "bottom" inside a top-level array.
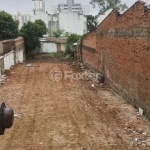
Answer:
[{"left": 0, "top": 60, "right": 150, "bottom": 150}]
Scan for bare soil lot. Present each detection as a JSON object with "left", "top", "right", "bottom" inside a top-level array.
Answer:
[{"left": 0, "top": 60, "right": 150, "bottom": 150}]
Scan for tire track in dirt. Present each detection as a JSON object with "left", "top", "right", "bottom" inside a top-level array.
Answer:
[
  {"left": 0, "top": 64, "right": 29, "bottom": 150},
  {"left": 0, "top": 61, "right": 149, "bottom": 150},
  {"left": 5, "top": 65, "right": 30, "bottom": 150}
]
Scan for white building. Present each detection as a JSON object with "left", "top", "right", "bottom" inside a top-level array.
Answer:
[
  {"left": 82, "top": 5, "right": 90, "bottom": 16},
  {"left": 51, "top": 0, "right": 90, "bottom": 15},
  {"left": 32, "top": 13, "right": 60, "bottom": 36},
  {"left": 12, "top": 12, "right": 32, "bottom": 29},
  {"left": 96, "top": 9, "right": 113, "bottom": 25},
  {"left": 32, "top": 0, "right": 45, "bottom": 15},
  {"left": 59, "top": 12, "right": 87, "bottom": 35},
  {"left": 32, "top": 0, "right": 87, "bottom": 36}
]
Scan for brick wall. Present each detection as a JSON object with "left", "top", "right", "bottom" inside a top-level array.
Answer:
[
  {"left": 82, "top": 30, "right": 99, "bottom": 71},
  {"left": 82, "top": 1, "right": 150, "bottom": 118}
]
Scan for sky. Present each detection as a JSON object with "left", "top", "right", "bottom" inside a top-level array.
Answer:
[{"left": 0, "top": 0, "right": 141, "bottom": 15}]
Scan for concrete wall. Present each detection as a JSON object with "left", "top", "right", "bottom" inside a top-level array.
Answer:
[
  {"left": 41, "top": 41, "right": 66, "bottom": 53},
  {"left": 14, "top": 37, "right": 25, "bottom": 63},
  {"left": 41, "top": 42, "right": 57, "bottom": 53},
  {"left": 82, "top": 1, "right": 150, "bottom": 118},
  {"left": 0, "top": 57, "right": 4, "bottom": 75},
  {"left": 0, "top": 37, "right": 25, "bottom": 74},
  {"left": 0, "top": 42, "right": 3, "bottom": 55},
  {"left": 61, "top": 44, "right": 66, "bottom": 52}
]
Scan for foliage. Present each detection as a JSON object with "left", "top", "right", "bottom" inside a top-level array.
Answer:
[
  {"left": 66, "top": 34, "right": 81, "bottom": 45},
  {"left": 65, "top": 44, "right": 74, "bottom": 57},
  {"left": 20, "top": 21, "right": 46, "bottom": 56},
  {"left": 35, "top": 19, "right": 47, "bottom": 35},
  {"left": 87, "top": 15, "right": 97, "bottom": 32},
  {"left": 64, "top": 32, "right": 70, "bottom": 37},
  {"left": 65, "top": 33, "right": 81, "bottom": 57},
  {"left": 90, "top": 0, "right": 128, "bottom": 14},
  {"left": 54, "top": 51, "right": 65, "bottom": 58},
  {"left": 0, "top": 11, "right": 18, "bottom": 40},
  {"left": 53, "top": 29, "right": 64, "bottom": 38}
]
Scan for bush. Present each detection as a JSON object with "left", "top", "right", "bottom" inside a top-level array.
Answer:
[
  {"left": 65, "top": 33, "right": 81, "bottom": 58},
  {"left": 65, "top": 44, "right": 74, "bottom": 57},
  {"left": 54, "top": 51, "right": 65, "bottom": 58},
  {"left": 53, "top": 29, "right": 64, "bottom": 38}
]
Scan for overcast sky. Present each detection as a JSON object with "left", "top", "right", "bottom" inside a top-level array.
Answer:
[{"left": 0, "top": 0, "right": 141, "bottom": 15}]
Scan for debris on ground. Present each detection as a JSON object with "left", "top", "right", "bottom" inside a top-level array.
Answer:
[
  {"left": 0, "top": 60, "right": 149, "bottom": 150},
  {"left": 26, "top": 64, "right": 39, "bottom": 67}
]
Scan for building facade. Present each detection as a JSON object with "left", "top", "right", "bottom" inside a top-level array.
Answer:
[
  {"left": 51, "top": 0, "right": 90, "bottom": 15},
  {"left": 32, "top": 13, "right": 59, "bottom": 36},
  {"left": 59, "top": 12, "right": 87, "bottom": 35},
  {"left": 32, "top": 0, "right": 45, "bottom": 15},
  {"left": 12, "top": 12, "right": 32, "bottom": 29}
]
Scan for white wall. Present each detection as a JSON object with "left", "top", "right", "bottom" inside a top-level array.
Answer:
[
  {"left": 59, "top": 12, "right": 85, "bottom": 35},
  {"left": 15, "top": 50, "right": 24, "bottom": 63},
  {"left": 61, "top": 44, "right": 66, "bottom": 52},
  {"left": 41, "top": 43, "right": 57, "bottom": 53},
  {"left": 4, "top": 51, "right": 15, "bottom": 70}
]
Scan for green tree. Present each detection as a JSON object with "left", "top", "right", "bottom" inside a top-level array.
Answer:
[
  {"left": 66, "top": 34, "right": 81, "bottom": 45},
  {"left": 64, "top": 32, "right": 70, "bottom": 37},
  {"left": 20, "top": 21, "right": 45, "bottom": 56},
  {"left": 53, "top": 29, "right": 64, "bottom": 38},
  {"left": 65, "top": 33, "right": 81, "bottom": 57},
  {"left": 87, "top": 15, "right": 97, "bottom": 32},
  {"left": 90, "top": 0, "right": 128, "bottom": 14},
  {"left": 35, "top": 19, "right": 47, "bottom": 35},
  {"left": 0, "top": 11, "right": 18, "bottom": 40}
]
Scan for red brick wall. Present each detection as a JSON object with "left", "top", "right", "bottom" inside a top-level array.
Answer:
[
  {"left": 97, "top": 9, "right": 118, "bottom": 29},
  {"left": 82, "top": 30, "right": 98, "bottom": 69},
  {"left": 82, "top": 1, "right": 150, "bottom": 118},
  {"left": 116, "top": 1, "right": 145, "bottom": 28}
]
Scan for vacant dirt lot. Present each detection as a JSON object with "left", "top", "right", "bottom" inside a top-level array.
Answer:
[{"left": 0, "top": 60, "right": 150, "bottom": 150}]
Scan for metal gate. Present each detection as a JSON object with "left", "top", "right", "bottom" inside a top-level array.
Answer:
[{"left": 4, "top": 51, "right": 14, "bottom": 70}]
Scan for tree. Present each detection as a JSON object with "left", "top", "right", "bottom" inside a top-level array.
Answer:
[
  {"left": 66, "top": 33, "right": 81, "bottom": 44},
  {"left": 65, "top": 34, "right": 81, "bottom": 57},
  {"left": 90, "top": 0, "right": 128, "bottom": 14},
  {"left": 87, "top": 15, "right": 97, "bottom": 32},
  {"left": 64, "top": 32, "right": 70, "bottom": 37},
  {"left": 35, "top": 19, "right": 47, "bottom": 35},
  {"left": 0, "top": 11, "right": 18, "bottom": 40},
  {"left": 20, "top": 21, "right": 45, "bottom": 56},
  {"left": 53, "top": 29, "right": 64, "bottom": 38}
]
